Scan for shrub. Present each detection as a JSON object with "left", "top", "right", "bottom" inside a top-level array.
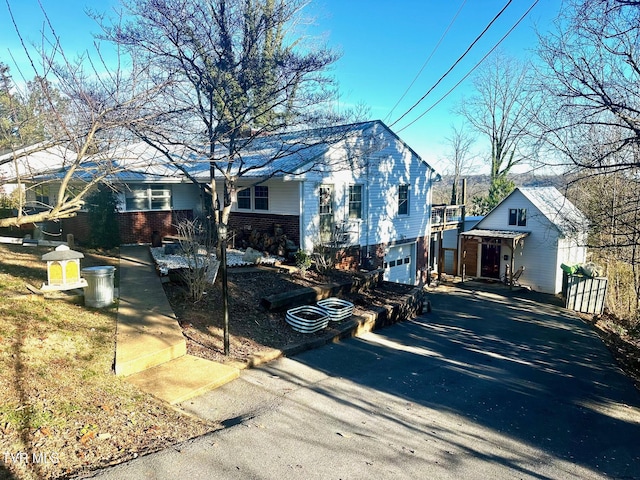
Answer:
[
  {"left": 294, "top": 249, "right": 312, "bottom": 274},
  {"left": 176, "top": 218, "right": 217, "bottom": 302}
]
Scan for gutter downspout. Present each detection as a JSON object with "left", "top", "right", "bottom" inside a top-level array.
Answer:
[
  {"left": 365, "top": 154, "right": 371, "bottom": 267},
  {"left": 299, "top": 181, "right": 305, "bottom": 252}
]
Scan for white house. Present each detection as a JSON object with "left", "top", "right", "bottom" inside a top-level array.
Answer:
[
  {"left": 19, "top": 120, "right": 441, "bottom": 285},
  {"left": 460, "top": 186, "right": 588, "bottom": 294}
]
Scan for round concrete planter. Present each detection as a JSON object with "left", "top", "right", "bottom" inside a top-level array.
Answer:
[
  {"left": 317, "top": 298, "right": 354, "bottom": 322},
  {"left": 285, "top": 305, "right": 330, "bottom": 333}
]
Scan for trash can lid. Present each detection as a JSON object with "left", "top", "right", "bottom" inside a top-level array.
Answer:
[{"left": 81, "top": 266, "right": 116, "bottom": 274}]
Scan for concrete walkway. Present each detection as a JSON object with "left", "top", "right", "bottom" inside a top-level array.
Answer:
[{"left": 116, "top": 246, "right": 239, "bottom": 404}]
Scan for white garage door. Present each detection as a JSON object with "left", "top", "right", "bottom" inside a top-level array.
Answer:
[{"left": 383, "top": 243, "right": 415, "bottom": 284}]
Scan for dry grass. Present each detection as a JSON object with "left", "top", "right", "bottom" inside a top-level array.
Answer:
[{"left": 0, "top": 244, "right": 212, "bottom": 480}]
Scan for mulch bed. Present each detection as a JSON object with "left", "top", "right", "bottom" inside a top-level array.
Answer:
[{"left": 163, "top": 267, "right": 415, "bottom": 365}]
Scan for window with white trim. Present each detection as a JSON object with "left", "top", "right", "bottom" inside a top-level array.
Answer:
[
  {"left": 348, "top": 184, "right": 362, "bottom": 219},
  {"left": 254, "top": 186, "right": 269, "bottom": 210},
  {"left": 34, "top": 185, "right": 51, "bottom": 206},
  {"left": 125, "top": 185, "right": 171, "bottom": 211},
  {"left": 237, "top": 188, "right": 251, "bottom": 210},
  {"left": 398, "top": 184, "right": 409, "bottom": 215}
]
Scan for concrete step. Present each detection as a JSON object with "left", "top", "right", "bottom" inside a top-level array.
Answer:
[
  {"left": 125, "top": 355, "right": 240, "bottom": 405},
  {"left": 115, "top": 302, "right": 187, "bottom": 377}
]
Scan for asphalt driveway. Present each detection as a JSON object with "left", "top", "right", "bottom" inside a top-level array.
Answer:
[{"left": 89, "top": 282, "right": 640, "bottom": 479}]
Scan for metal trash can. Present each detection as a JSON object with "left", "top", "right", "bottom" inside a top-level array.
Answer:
[{"left": 82, "top": 266, "right": 116, "bottom": 308}]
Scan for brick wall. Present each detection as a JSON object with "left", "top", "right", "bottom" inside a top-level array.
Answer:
[
  {"left": 117, "top": 210, "right": 193, "bottom": 244},
  {"left": 61, "top": 213, "right": 91, "bottom": 244},
  {"left": 227, "top": 212, "right": 300, "bottom": 245},
  {"left": 61, "top": 210, "right": 194, "bottom": 245},
  {"left": 332, "top": 245, "right": 361, "bottom": 271}
]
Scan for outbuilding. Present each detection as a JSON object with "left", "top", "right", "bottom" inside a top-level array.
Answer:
[{"left": 460, "top": 187, "right": 588, "bottom": 294}]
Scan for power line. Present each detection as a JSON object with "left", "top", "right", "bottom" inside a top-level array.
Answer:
[
  {"left": 388, "top": 0, "right": 513, "bottom": 129},
  {"left": 384, "top": 0, "right": 468, "bottom": 123},
  {"left": 395, "top": 0, "right": 539, "bottom": 134}
]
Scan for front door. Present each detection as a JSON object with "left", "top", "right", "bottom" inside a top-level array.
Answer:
[{"left": 481, "top": 243, "right": 501, "bottom": 279}]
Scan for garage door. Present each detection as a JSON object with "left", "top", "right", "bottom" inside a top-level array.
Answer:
[{"left": 383, "top": 243, "right": 415, "bottom": 284}]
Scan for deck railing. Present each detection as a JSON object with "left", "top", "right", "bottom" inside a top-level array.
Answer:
[{"left": 431, "top": 205, "right": 465, "bottom": 229}]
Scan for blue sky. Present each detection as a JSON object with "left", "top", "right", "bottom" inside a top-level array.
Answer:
[{"left": 1, "top": 0, "right": 561, "bottom": 173}]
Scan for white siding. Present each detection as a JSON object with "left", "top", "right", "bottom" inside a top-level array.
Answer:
[
  {"left": 475, "top": 189, "right": 586, "bottom": 294},
  {"left": 299, "top": 125, "right": 434, "bottom": 253},
  {"left": 228, "top": 179, "right": 300, "bottom": 215},
  {"left": 301, "top": 180, "right": 320, "bottom": 251},
  {"left": 172, "top": 183, "right": 202, "bottom": 214}
]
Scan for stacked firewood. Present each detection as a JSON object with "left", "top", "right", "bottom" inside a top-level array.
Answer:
[{"left": 235, "top": 224, "right": 297, "bottom": 258}]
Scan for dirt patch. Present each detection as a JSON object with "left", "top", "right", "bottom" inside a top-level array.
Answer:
[
  {"left": 163, "top": 267, "right": 416, "bottom": 365},
  {"left": 583, "top": 312, "right": 640, "bottom": 390}
]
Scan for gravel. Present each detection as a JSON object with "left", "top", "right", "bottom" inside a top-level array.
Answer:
[{"left": 150, "top": 246, "right": 284, "bottom": 274}]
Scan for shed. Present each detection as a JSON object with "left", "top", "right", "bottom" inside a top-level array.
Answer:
[{"left": 460, "top": 187, "right": 588, "bottom": 294}]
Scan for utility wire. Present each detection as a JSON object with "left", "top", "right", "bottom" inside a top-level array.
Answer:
[
  {"left": 385, "top": 0, "right": 468, "bottom": 122},
  {"left": 389, "top": 0, "right": 513, "bottom": 129},
  {"left": 395, "top": 0, "right": 539, "bottom": 134}
]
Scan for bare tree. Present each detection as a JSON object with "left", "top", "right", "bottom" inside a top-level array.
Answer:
[
  {"left": 0, "top": 2, "right": 163, "bottom": 229},
  {"left": 537, "top": 0, "right": 640, "bottom": 173},
  {"left": 101, "top": 0, "right": 346, "bottom": 229},
  {"left": 442, "top": 124, "right": 476, "bottom": 205},
  {"left": 535, "top": 0, "right": 640, "bottom": 323},
  {"left": 569, "top": 167, "right": 640, "bottom": 322},
  {"left": 457, "top": 51, "right": 540, "bottom": 211}
]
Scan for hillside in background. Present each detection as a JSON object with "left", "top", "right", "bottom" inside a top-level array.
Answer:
[{"left": 433, "top": 173, "right": 565, "bottom": 214}]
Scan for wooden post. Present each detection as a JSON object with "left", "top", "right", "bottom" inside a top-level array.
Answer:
[
  {"left": 438, "top": 230, "right": 444, "bottom": 282},
  {"left": 509, "top": 238, "right": 516, "bottom": 290},
  {"left": 461, "top": 240, "right": 466, "bottom": 284}
]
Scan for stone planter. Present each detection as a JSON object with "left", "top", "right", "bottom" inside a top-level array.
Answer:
[
  {"left": 317, "top": 298, "right": 354, "bottom": 322},
  {"left": 285, "top": 305, "right": 330, "bottom": 333}
]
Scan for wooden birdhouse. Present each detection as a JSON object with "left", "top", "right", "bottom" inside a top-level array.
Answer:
[{"left": 41, "top": 245, "right": 88, "bottom": 291}]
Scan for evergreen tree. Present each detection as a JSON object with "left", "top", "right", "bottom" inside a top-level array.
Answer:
[{"left": 86, "top": 185, "right": 120, "bottom": 249}]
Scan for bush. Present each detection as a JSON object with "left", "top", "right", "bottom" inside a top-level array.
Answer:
[
  {"left": 175, "top": 218, "right": 217, "bottom": 302},
  {"left": 294, "top": 249, "right": 312, "bottom": 274}
]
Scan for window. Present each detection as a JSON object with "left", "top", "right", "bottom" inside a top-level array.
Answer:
[
  {"left": 398, "top": 184, "right": 409, "bottom": 215},
  {"left": 348, "top": 185, "right": 362, "bottom": 219},
  {"left": 319, "top": 185, "right": 334, "bottom": 242},
  {"left": 508, "top": 208, "right": 527, "bottom": 226},
  {"left": 254, "top": 185, "right": 269, "bottom": 210},
  {"left": 34, "top": 185, "right": 51, "bottom": 206},
  {"left": 319, "top": 185, "right": 333, "bottom": 215},
  {"left": 125, "top": 185, "right": 171, "bottom": 211},
  {"left": 237, "top": 188, "right": 251, "bottom": 209}
]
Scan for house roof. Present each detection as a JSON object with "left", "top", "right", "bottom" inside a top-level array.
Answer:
[
  {"left": 13, "top": 120, "right": 438, "bottom": 184},
  {"left": 460, "top": 229, "right": 530, "bottom": 241},
  {"left": 0, "top": 143, "right": 80, "bottom": 182},
  {"left": 473, "top": 186, "right": 588, "bottom": 238},
  {"left": 167, "top": 120, "right": 437, "bottom": 180},
  {"left": 517, "top": 186, "right": 588, "bottom": 236}
]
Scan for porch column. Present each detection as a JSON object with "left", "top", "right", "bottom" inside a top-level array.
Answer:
[{"left": 510, "top": 238, "right": 516, "bottom": 290}]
